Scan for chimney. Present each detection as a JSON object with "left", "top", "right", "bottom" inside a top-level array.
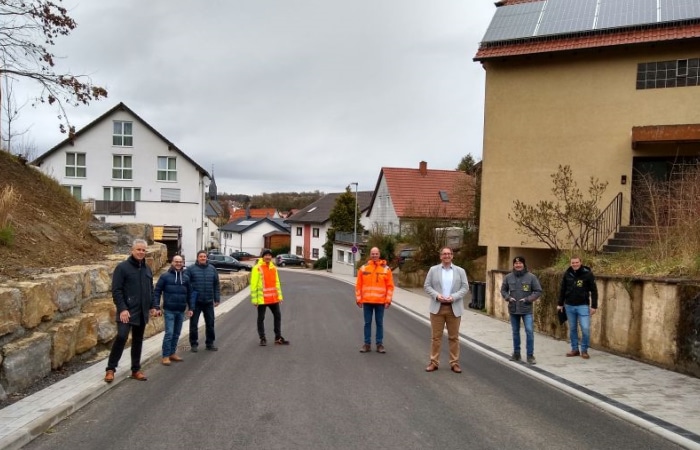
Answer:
[{"left": 419, "top": 161, "right": 427, "bottom": 176}]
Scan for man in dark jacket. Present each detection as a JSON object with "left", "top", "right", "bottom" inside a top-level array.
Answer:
[
  {"left": 188, "top": 251, "right": 221, "bottom": 352},
  {"left": 104, "top": 239, "right": 156, "bottom": 382},
  {"left": 152, "top": 255, "right": 195, "bottom": 365},
  {"left": 558, "top": 256, "right": 598, "bottom": 359},
  {"left": 500, "top": 256, "right": 542, "bottom": 364}
]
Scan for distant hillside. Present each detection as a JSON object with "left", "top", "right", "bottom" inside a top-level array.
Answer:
[{"left": 0, "top": 151, "right": 108, "bottom": 281}]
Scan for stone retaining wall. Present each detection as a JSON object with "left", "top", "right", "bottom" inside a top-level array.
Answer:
[
  {"left": 0, "top": 243, "right": 250, "bottom": 399},
  {"left": 488, "top": 270, "right": 700, "bottom": 377}
]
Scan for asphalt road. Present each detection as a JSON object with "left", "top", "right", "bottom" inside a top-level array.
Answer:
[{"left": 24, "top": 272, "right": 682, "bottom": 450}]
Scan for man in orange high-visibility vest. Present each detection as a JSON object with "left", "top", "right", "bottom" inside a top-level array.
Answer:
[
  {"left": 251, "top": 249, "right": 289, "bottom": 346},
  {"left": 355, "top": 247, "right": 394, "bottom": 354}
]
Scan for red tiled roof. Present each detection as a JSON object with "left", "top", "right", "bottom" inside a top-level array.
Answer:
[
  {"left": 229, "top": 208, "right": 277, "bottom": 221},
  {"left": 370, "top": 165, "right": 474, "bottom": 219},
  {"left": 475, "top": 22, "right": 700, "bottom": 61}
]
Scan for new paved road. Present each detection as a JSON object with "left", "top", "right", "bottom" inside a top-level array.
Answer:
[{"left": 22, "top": 272, "right": 683, "bottom": 450}]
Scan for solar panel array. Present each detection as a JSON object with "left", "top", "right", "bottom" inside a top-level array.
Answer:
[{"left": 481, "top": 0, "right": 700, "bottom": 43}]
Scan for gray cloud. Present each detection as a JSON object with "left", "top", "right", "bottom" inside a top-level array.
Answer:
[{"left": 13, "top": 0, "right": 494, "bottom": 195}]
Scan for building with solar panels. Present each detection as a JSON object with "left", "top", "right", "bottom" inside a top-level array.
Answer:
[{"left": 474, "top": 0, "right": 700, "bottom": 280}]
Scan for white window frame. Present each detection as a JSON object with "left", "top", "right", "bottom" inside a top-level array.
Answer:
[
  {"left": 157, "top": 156, "right": 177, "bottom": 181},
  {"left": 113, "top": 121, "right": 133, "bottom": 147},
  {"left": 104, "top": 186, "right": 141, "bottom": 201},
  {"left": 62, "top": 185, "right": 82, "bottom": 200},
  {"left": 65, "top": 152, "right": 86, "bottom": 178},
  {"left": 312, "top": 227, "right": 320, "bottom": 238},
  {"left": 312, "top": 248, "right": 319, "bottom": 258},
  {"left": 337, "top": 250, "right": 345, "bottom": 262},
  {"left": 112, "top": 154, "right": 133, "bottom": 180}
]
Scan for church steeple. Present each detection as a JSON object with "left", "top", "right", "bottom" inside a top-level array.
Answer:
[{"left": 208, "top": 165, "right": 218, "bottom": 200}]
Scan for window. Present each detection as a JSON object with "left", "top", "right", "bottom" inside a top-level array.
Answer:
[
  {"left": 295, "top": 246, "right": 302, "bottom": 255},
  {"left": 112, "top": 155, "right": 133, "bottom": 180},
  {"left": 312, "top": 227, "right": 320, "bottom": 238},
  {"left": 65, "top": 152, "right": 86, "bottom": 178},
  {"left": 113, "top": 121, "right": 133, "bottom": 146},
  {"left": 337, "top": 250, "right": 345, "bottom": 262},
  {"left": 62, "top": 185, "right": 82, "bottom": 200},
  {"left": 636, "top": 58, "right": 700, "bottom": 89},
  {"left": 104, "top": 186, "right": 141, "bottom": 201},
  {"left": 439, "top": 190, "right": 449, "bottom": 202},
  {"left": 161, "top": 188, "right": 181, "bottom": 202},
  {"left": 296, "top": 227, "right": 302, "bottom": 236},
  {"left": 312, "top": 248, "right": 319, "bottom": 258},
  {"left": 157, "top": 156, "right": 177, "bottom": 181}
]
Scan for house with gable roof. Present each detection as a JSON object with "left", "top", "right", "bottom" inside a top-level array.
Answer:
[
  {"left": 32, "top": 102, "right": 211, "bottom": 261},
  {"left": 286, "top": 191, "right": 373, "bottom": 262},
  {"left": 474, "top": 0, "right": 700, "bottom": 280},
  {"left": 366, "top": 161, "right": 474, "bottom": 236},
  {"left": 219, "top": 217, "right": 290, "bottom": 257}
]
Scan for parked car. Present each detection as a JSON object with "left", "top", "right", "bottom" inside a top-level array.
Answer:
[
  {"left": 230, "top": 251, "right": 257, "bottom": 261},
  {"left": 398, "top": 248, "right": 415, "bottom": 269},
  {"left": 207, "top": 254, "right": 252, "bottom": 272},
  {"left": 276, "top": 254, "right": 307, "bottom": 267}
]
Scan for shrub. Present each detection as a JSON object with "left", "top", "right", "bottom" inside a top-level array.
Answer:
[
  {"left": 0, "top": 225, "right": 15, "bottom": 246},
  {"left": 313, "top": 256, "right": 330, "bottom": 270}
]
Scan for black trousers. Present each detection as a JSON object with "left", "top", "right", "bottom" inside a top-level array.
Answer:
[
  {"left": 257, "top": 303, "right": 281, "bottom": 339},
  {"left": 106, "top": 322, "right": 146, "bottom": 372},
  {"left": 190, "top": 301, "right": 216, "bottom": 347}
]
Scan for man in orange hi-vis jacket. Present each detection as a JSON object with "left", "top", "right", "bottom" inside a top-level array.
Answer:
[
  {"left": 355, "top": 247, "right": 394, "bottom": 354},
  {"left": 251, "top": 249, "right": 289, "bottom": 346}
]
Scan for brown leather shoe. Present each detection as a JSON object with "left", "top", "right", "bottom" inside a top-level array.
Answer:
[
  {"left": 566, "top": 350, "right": 581, "bottom": 357},
  {"left": 451, "top": 364, "right": 462, "bottom": 374},
  {"left": 360, "top": 344, "right": 371, "bottom": 353},
  {"left": 161, "top": 357, "right": 171, "bottom": 366},
  {"left": 425, "top": 363, "right": 438, "bottom": 372},
  {"left": 581, "top": 352, "right": 590, "bottom": 359},
  {"left": 104, "top": 369, "right": 115, "bottom": 383},
  {"left": 376, "top": 344, "right": 386, "bottom": 354},
  {"left": 169, "top": 354, "right": 183, "bottom": 362},
  {"left": 131, "top": 371, "right": 148, "bottom": 381}
]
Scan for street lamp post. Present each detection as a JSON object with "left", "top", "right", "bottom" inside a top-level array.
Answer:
[{"left": 350, "top": 182, "right": 358, "bottom": 277}]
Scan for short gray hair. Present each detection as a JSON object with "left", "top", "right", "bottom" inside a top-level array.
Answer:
[{"left": 132, "top": 239, "right": 148, "bottom": 248}]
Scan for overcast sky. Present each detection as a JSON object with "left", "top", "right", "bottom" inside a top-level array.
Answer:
[{"left": 11, "top": 0, "right": 496, "bottom": 195}]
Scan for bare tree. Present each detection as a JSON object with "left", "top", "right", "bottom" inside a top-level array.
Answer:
[
  {"left": 508, "top": 165, "right": 608, "bottom": 253},
  {"left": 0, "top": 0, "right": 108, "bottom": 140},
  {"left": 1, "top": 62, "right": 30, "bottom": 152}
]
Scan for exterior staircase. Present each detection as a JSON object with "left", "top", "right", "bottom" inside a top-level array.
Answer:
[{"left": 601, "top": 225, "right": 656, "bottom": 254}]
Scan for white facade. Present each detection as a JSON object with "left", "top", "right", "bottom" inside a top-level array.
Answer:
[
  {"left": 331, "top": 242, "right": 363, "bottom": 277},
  {"left": 34, "top": 104, "right": 209, "bottom": 261},
  {"left": 366, "top": 177, "right": 399, "bottom": 235},
  {"left": 288, "top": 223, "right": 327, "bottom": 260}
]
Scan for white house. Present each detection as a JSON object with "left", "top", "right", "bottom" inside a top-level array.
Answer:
[
  {"left": 286, "top": 191, "right": 373, "bottom": 263},
  {"left": 219, "top": 217, "right": 290, "bottom": 256},
  {"left": 32, "top": 102, "right": 211, "bottom": 261}
]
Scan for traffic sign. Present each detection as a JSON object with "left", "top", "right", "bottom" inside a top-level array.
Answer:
[{"left": 351, "top": 246, "right": 358, "bottom": 253}]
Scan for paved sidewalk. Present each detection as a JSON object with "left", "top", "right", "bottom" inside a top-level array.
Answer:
[{"left": 0, "top": 270, "right": 699, "bottom": 450}]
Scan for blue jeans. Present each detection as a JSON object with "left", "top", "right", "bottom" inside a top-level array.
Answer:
[
  {"left": 565, "top": 304, "right": 591, "bottom": 352},
  {"left": 510, "top": 313, "right": 534, "bottom": 356},
  {"left": 363, "top": 303, "right": 385, "bottom": 345},
  {"left": 162, "top": 310, "right": 185, "bottom": 357}
]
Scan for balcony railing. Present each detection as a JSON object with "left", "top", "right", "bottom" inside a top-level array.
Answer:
[{"left": 94, "top": 200, "right": 136, "bottom": 215}]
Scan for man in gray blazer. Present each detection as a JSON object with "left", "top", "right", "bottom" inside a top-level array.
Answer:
[{"left": 423, "top": 247, "right": 469, "bottom": 373}]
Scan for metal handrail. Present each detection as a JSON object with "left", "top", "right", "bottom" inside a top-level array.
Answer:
[{"left": 593, "top": 192, "right": 622, "bottom": 252}]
